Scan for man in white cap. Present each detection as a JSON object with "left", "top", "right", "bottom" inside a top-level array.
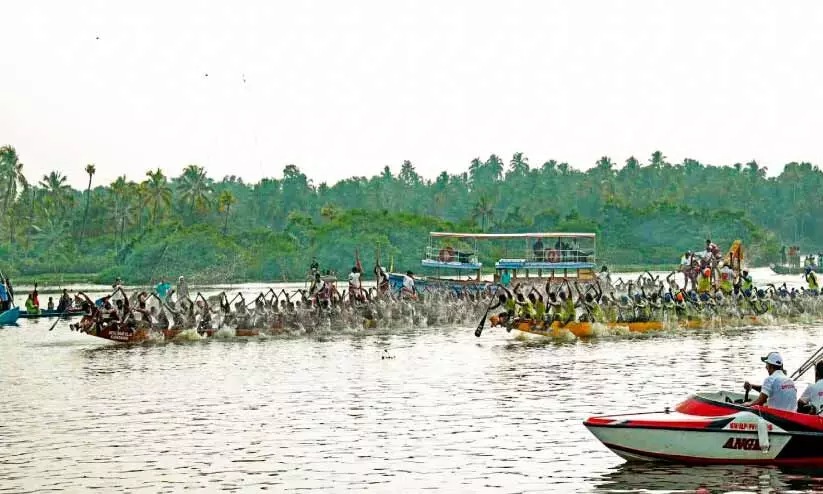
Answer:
[{"left": 743, "top": 351, "right": 797, "bottom": 411}]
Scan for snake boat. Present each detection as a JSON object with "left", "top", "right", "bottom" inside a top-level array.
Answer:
[
  {"left": 490, "top": 317, "right": 762, "bottom": 338},
  {"left": 584, "top": 391, "right": 823, "bottom": 466}
]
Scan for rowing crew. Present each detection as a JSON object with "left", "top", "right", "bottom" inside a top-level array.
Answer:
[{"left": 488, "top": 277, "right": 823, "bottom": 329}]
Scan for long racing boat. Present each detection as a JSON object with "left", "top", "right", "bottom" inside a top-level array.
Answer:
[{"left": 490, "top": 317, "right": 763, "bottom": 339}]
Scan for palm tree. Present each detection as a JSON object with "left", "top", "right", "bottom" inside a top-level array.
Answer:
[
  {"left": 217, "top": 190, "right": 237, "bottom": 235},
  {"left": 177, "top": 164, "right": 212, "bottom": 222},
  {"left": 0, "top": 145, "right": 25, "bottom": 216},
  {"left": 80, "top": 163, "right": 96, "bottom": 239},
  {"left": 471, "top": 196, "right": 495, "bottom": 231},
  {"left": 39, "top": 171, "right": 72, "bottom": 218},
  {"left": 143, "top": 168, "right": 172, "bottom": 225}
]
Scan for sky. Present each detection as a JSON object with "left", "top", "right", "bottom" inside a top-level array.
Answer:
[{"left": 2, "top": 1, "right": 823, "bottom": 189}]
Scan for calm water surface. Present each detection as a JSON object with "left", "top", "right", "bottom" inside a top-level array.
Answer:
[{"left": 4, "top": 272, "right": 823, "bottom": 492}]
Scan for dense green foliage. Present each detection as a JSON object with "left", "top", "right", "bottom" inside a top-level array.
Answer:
[{"left": 0, "top": 146, "right": 808, "bottom": 283}]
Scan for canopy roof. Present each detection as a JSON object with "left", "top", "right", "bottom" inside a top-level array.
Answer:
[{"left": 429, "top": 232, "right": 596, "bottom": 239}]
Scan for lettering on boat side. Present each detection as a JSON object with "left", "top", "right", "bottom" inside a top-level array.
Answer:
[
  {"left": 722, "top": 437, "right": 760, "bottom": 450},
  {"left": 728, "top": 422, "right": 772, "bottom": 431},
  {"left": 108, "top": 331, "right": 133, "bottom": 341}
]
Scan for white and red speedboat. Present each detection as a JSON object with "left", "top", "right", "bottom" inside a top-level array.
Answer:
[{"left": 585, "top": 390, "right": 823, "bottom": 466}]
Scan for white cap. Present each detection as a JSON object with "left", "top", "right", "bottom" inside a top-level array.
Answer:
[{"left": 761, "top": 352, "right": 783, "bottom": 367}]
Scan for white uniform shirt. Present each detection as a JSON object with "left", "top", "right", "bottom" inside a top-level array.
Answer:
[
  {"left": 348, "top": 272, "right": 361, "bottom": 288},
  {"left": 402, "top": 275, "right": 415, "bottom": 291},
  {"left": 761, "top": 370, "right": 797, "bottom": 412},
  {"left": 801, "top": 379, "right": 823, "bottom": 412}
]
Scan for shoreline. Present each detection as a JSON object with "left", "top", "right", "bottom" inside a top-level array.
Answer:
[{"left": 8, "top": 263, "right": 779, "bottom": 291}]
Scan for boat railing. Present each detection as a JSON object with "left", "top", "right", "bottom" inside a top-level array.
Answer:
[
  {"left": 424, "top": 246, "right": 480, "bottom": 265},
  {"left": 520, "top": 248, "right": 596, "bottom": 264}
]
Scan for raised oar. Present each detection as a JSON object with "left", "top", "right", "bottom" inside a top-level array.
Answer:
[{"left": 474, "top": 286, "right": 498, "bottom": 337}]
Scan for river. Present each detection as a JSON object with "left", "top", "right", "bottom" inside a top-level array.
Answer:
[{"left": 3, "top": 268, "right": 823, "bottom": 492}]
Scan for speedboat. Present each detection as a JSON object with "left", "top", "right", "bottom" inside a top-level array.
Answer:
[{"left": 584, "top": 391, "right": 823, "bottom": 466}]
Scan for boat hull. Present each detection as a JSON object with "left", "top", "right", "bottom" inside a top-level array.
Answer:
[
  {"left": 771, "top": 264, "right": 819, "bottom": 275},
  {"left": 586, "top": 393, "right": 823, "bottom": 466},
  {"left": 0, "top": 307, "right": 20, "bottom": 325}
]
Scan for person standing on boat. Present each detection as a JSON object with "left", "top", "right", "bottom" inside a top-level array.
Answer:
[
  {"left": 348, "top": 267, "right": 364, "bottom": 302},
  {"left": 500, "top": 270, "right": 512, "bottom": 287},
  {"left": 532, "top": 238, "right": 544, "bottom": 260},
  {"left": 177, "top": 276, "right": 189, "bottom": 301},
  {"left": 401, "top": 271, "right": 417, "bottom": 299},
  {"left": 155, "top": 278, "right": 171, "bottom": 301},
  {"left": 743, "top": 352, "right": 797, "bottom": 411},
  {"left": 57, "top": 289, "right": 71, "bottom": 312},
  {"left": 805, "top": 267, "right": 819, "bottom": 295},
  {"left": 0, "top": 280, "right": 8, "bottom": 311},
  {"left": 374, "top": 263, "right": 389, "bottom": 295}
]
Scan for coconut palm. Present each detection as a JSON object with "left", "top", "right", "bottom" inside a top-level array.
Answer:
[
  {"left": 177, "top": 164, "right": 212, "bottom": 222},
  {"left": 39, "top": 171, "right": 72, "bottom": 218},
  {"left": 143, "top": 169, "right": 172, "bottom": 225},
  {"left": 0, "top": 145, "right": 25, "bottom": 216},
  {"left": 217, "top": 190, "right": 237, "bottom": 235},
  {"left": 80, "top": 163, "right": 96, "bottom": 238},
  {"left": 471, "top": 196, "right": 495, "bottom": 231}
]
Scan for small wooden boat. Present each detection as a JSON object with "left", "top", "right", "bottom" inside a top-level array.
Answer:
[
  {"left": 771, "top": 264, "right": 819, "bottom": 275},
  {"left": 0, "top": 307, "right": 20, "bottom": 325},
  {"left": 18, "top": 308, "right": 83, "bottom": 319}
]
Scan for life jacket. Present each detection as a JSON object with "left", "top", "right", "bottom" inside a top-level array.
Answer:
[
  {"left": 741, "top": 276, "right": 753, "bottom": 291},
  {"left": 560, "top": 298, "right": 575, "bottom": 320},
  {"left": 590, "top": 303, "right": 605, "bottom": 322},
  {"left": 697, "top": 276, "right": 711, "bottom": 293},
  {"left": 518, "top": 300, "right": 535, "bottom": 319},
  {"left": 807, "top": 272, "right": 819, "bottom": 291},
  {"left": 534, "top": 300, "right": 546, "bottom": 321}
]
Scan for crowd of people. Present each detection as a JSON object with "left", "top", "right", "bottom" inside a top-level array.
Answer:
[{"left": 490, "top": 263, "right": 823, "bottom": 330}]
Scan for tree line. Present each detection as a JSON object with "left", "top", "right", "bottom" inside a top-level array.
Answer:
[{"left": 0, "top": 145, "right": 811, "bottom": 283}]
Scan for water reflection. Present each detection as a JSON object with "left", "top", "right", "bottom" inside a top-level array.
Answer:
[{"left": 594, "top": 463, "right": 823, "bottom": 493}]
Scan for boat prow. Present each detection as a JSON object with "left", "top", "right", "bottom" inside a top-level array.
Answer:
[
  {"left": 585, "top": 391, "right": 823, "bottom": 466},
  {"left": 0, "top": 307, "right": 20, "bottom": 325}
]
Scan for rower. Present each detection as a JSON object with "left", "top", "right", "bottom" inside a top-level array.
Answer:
[
  {"left": 805, "top": 267, "right": 819, "bottom": 295},
  {"left": 740, "top": 270, "right": 753, "bottom": 293},
  {"left": 743, "top": 351, "right": 797, "bottom": 411},
  {"left": 57, "top": 289, "right": 71, "bottom": 312},
  {"left": 798, "top": 361, "right": 823, "bottom": 414},
  {"left": 401, "top": 271, "right": 417, "bottom": 299},
  {"left": 697, "top": 268, "right": 712, "bottom": 294}
]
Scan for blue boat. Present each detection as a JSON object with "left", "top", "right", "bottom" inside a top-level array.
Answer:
[{"left": 0, "top": 307, "right": 21, "bottom": 325}]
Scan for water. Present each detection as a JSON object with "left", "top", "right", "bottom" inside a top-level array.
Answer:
[{"left": 4, "top": 270, "right": 823, "bottom": 492}]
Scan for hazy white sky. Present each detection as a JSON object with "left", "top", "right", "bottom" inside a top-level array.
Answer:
[{"left": 2, "top": 1, "right": 823, "bottom": 188}]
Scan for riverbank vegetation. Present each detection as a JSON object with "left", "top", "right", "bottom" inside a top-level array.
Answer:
[{"left": 0, "top": 146, "right": 808, "bottom": 283}]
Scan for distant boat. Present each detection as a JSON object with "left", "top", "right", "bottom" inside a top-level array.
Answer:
[
  {"left": 771, "top": 264, "right": 819, "bottom": 275},
  {"left": 0, "top": 307, "right": 21, "bottom": 325}
]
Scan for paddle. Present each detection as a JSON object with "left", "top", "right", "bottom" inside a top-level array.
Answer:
[
  {"left": 48, "top": 301, "right": 75, "bottom": 331},
  {"left": 474, "top": 286, "right": 498, "bottom": 337}
]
